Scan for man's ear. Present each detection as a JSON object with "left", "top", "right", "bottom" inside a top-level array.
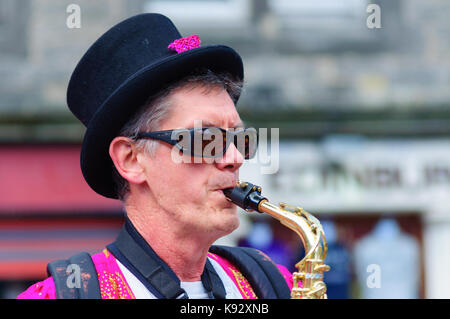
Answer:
[{"left": 109, "top": 137, "right": 147, "bottom": 185}]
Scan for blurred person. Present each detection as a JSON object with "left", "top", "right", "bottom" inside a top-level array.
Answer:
[
  {"left": 321, "top": 221, "right": 351, "bottom": 299},
  {"left": 238, "top": 221, "right": 296, "bottom": 272},
  {"left": 17, "top": 14, "right": 292, "bottom": 299},
  {"left": 353, "top": 218, "right": 420, "bottom": 299}
]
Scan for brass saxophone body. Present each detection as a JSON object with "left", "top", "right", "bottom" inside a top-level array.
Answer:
[{"left": 223, "top": 181, "right": 330, "bottom": 299}]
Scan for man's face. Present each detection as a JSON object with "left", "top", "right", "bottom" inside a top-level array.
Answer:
[{"left": 135, "top": 85, "right": 244, "bottom": 239}]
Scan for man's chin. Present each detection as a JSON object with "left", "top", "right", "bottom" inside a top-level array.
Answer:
[{"left": 217, "top": 210, "right": 240, "bottom": 235}]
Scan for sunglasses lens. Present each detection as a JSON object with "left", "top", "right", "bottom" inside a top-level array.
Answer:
[
  {"left": 180, "top": 127, "right": 221, "bottom": 157},
  {"left": 233, "top": 128, "right": 258, "bottom": 159},
  {"left": 173, "top": 130, "right": 190, "bottom": 154},
  {"left": 201, "top": 127, "right": 226, "bottom": 157},
  {"left": 245, "top": 129, "right": 258, "bottom": 159},
  {"left": 173, "top": 127, "right": 258, "bottom": 159}
]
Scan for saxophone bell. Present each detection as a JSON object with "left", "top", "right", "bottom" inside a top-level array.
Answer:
[{"left": 224, "top": 180, "right": 330, "bottom": 299}]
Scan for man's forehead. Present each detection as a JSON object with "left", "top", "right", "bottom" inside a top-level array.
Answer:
[
  {"left": 192, "top": 119, "right": 245, "bottom": 128},
  {"left": 164, "top": 112, "right": 244, "bottom": 130},
  {"left": 164, "top": 85, "right": 243, "bottom": 129}
]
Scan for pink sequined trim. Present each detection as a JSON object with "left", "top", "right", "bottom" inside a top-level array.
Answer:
[
  {"left": 17, "top": 276, "right": 56, "bottom": 299},
  {"left": 208, "top": 252, "right": 295, "bottom": 299},
  {"left": 208, "top": 252, "right": 257, "bottom": 299},
  {"left": 168, "top": 34, "right": 201, "bottom": 53},
  {"left": 91, "top": 249, "right": 135, "bottom": 299},
  {"left": 277, "top": 264, "right": 294, "bottom": 291}
]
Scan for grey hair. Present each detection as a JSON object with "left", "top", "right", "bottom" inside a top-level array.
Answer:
[{"left": 112, "top": 69, "right": 243, "bottom": 202}]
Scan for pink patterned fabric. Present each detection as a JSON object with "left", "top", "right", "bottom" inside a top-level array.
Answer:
[
  {"left": 277, "top": 264, "right": 294, "bottom": 291},
  {"left": 16, "top": 249, "right": 135, "bottom": 300},
  {"left": 168, "top": 34, "right": 201, "bottom": 53},
  {"left": 207, "top": 252, "right": 294, "bottom": 299},
  {"left": 17, "top": 276, "right": 56, "bottom": 299},
  {"left": 91, "top": 249, "right": 135, "bottom": 299},
  {"left": 208, "top": 252, "right": 257, "bottom": 299}
]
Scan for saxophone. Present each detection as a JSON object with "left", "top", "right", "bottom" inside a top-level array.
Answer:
[{"left": 223, "top": 181, "right": 330, "bottom": 299}]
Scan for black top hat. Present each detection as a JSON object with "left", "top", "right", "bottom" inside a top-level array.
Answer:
[{"left": 67, "top": 13, "right": 244, "bottom": 199}]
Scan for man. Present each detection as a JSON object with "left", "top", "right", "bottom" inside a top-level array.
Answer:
[{"left": 18, "top": 13, "right": 292, "bottom": 299}]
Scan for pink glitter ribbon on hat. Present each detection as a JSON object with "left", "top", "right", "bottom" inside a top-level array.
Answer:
[{"left": 168, "top": 34, "right": 201, "bottom": 53}]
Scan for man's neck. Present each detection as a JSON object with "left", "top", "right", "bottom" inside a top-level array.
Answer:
[{"left": 124, "top": 204, "right": 217, "bottom": 282}]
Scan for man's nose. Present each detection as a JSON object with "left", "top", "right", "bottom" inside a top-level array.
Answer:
[{"left": 215, "top": 141, "right": 244, "bottom": 171}]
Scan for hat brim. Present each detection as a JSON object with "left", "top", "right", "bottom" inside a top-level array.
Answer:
[{"left": 80, "top": 45, "right": 244, "bottom": 199}]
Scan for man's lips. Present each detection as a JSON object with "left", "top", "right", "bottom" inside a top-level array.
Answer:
[
  {"left": 213, "top": 184, "right": 236, "bottom": 201},
  {"left": 213, "top": 190, "right": 235, "bottom": 207},
  {"left": 214, "top": 185, "right": 236, "bottom": 194},
  {"left": 214, "top": 189, "right": 227, "bottom": 196}
]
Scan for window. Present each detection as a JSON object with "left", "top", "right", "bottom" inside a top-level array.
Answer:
[
  {"left": 0, "top": 0, "right": 30, "bottom": 57},
  {"left": 267, "top": 0, "right": 384, "bottom": 52},
  {"left": 143, "top": 0, "right": 251, "bottom": 29}
]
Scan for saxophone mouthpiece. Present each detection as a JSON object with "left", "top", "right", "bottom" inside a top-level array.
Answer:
[
  {"left": 222, "top": 181, "right": 267, "bottom": 212},
  {"left": 222, "top": 188, "right": 234, "bottom": 199}
]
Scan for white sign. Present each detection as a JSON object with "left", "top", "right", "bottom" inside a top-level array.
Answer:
[{"left": 240, "top": 138, "right": 450, "bottom": 213}]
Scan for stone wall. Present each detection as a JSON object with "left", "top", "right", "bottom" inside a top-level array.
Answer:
[{"left": 0, "top": 0, "right": 449, "bottom": 140}]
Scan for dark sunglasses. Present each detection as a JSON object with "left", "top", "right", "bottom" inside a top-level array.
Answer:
[{"left": 134, "top": 127, "right": 258, "bottom": 159}]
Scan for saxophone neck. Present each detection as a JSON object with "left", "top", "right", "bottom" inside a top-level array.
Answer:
[
  {"left": 224, "top": 181, "right": 327, "bottom": 260},
  {"left": 257, "top": 200, "right": 326, "bottom": 260},
  {"left": 224, "top": 180, "right": 330, "bottom": 299}
]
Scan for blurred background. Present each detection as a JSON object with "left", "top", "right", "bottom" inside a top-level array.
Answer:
[{"left": 1, "top": 0, "right": 449, "bottom": 299}]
